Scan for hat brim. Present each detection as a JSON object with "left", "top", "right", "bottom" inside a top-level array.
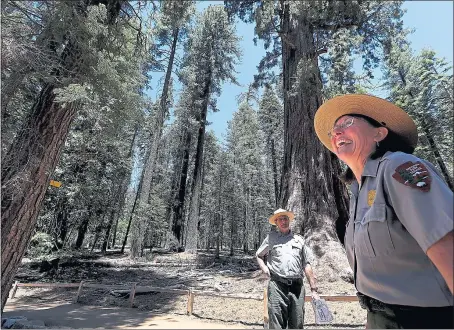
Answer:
[
  {"left": 314, "top": 94, "right": 418, "bottom": 152},
  {"left": 269, "top": 211, "right": 295, "bottom": 225}
]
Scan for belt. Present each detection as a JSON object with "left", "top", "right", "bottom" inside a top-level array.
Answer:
[
  {"left": 357, "top": 292, "right": 387, "bottom": 312},
  {"left": 270, "top": 273, "right": 302, "bottom": 286}
]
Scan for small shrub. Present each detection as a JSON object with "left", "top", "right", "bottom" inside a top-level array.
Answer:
[{"left": 28, "top": 232, "right": 55, "bottom": 258}]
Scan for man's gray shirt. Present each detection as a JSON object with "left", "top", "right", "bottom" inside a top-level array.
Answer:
[
  {"left": 345, "top": 151, "right": 453, "bottom": 307},
  {"left": 256, "top": 229, "right": 310, "bottom": 279}
]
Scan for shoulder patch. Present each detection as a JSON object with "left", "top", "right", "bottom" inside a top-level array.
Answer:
[{"left": 392, "top": 161, "right": 431, "bottom": 192}]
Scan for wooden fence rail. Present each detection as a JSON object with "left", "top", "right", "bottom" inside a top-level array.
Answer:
[{"left": 10, "top": 281, "right": 359, "bottom": 324}]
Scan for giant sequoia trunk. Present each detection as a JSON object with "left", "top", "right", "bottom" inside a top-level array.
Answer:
[
  {"left": 279, "top": 5, "right": 350, "bottom": 254},
  {"left": 0, "top": 0, "right": 122, "bottom": 311}
]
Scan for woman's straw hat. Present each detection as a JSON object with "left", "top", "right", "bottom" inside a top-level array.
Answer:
[
  {"left": 314, "top": 94, "right": 418, "bottom": 152},
  {"left": 268, "top": 208, "right": 295, "bottom": 225}
]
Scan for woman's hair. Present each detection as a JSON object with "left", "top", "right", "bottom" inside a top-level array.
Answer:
[{"left": 339, "top": 114, "right": 415, "bottom": 184}]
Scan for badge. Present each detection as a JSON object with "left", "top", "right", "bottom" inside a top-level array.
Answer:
[
  {"left": 392, "top": 161, "right": 431, "bottom": 192},
  {"left": 367, "top": 190, "right": 376, "bottom": 206}
]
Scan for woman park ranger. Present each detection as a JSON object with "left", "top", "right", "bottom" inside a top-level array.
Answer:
[{"left": 314, "top": 94, "right": 453, "bottom": 328}]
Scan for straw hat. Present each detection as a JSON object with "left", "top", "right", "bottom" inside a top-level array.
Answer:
[
  {"left": 314, "top": 94, "right": 418, "bottom": 152},
  {"left": 268, "top": 208, "right": 295, "bottom": 225}
]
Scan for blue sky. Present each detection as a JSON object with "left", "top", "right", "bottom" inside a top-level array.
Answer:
[{"left": 152, "top": 1, "right": 453, "bottom": 143}]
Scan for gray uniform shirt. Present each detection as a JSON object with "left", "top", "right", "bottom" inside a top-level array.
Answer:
[
  {"left": 345, "top": 151, "right": 453, "bottom": 307},
  {"left": 256, "top": 229, "right": 310, "bottom": 279}
]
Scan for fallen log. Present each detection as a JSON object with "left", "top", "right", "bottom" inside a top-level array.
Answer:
[{"left": 110, "top": 285, "right": 189, "bottom": 297}]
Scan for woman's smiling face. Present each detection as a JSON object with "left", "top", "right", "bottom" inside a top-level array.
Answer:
[{"left": 329, "top": 115, "right": 380, "bottom": 167}]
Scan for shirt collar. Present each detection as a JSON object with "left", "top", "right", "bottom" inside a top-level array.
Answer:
[
  {"left": 350, "top": 151, "right": 393, "bottom": 194},
  {"left": 275, "top": 228, "right": 292, "bottom": 237},
  {"left": 363, "top": 151, "right": 393, "bottom": 178}
]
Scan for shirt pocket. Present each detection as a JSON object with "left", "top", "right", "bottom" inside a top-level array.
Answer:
[
  {"left": 271, "top": 243, "right": 284, "bottom": 258},
  {"left": 291, "top": 242, "right": 302, "bottom": 256},
  {"left": 355, "top": 204, "right": 395, "bottom": 257}
]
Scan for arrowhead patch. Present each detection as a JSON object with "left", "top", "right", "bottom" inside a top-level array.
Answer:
[{"left": 392, "top": 161, "right": 431, "bottom": 192}]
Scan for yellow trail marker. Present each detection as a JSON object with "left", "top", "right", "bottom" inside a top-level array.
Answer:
[{"left": 50, "top": 180, "right": 62, "bottom": 188}]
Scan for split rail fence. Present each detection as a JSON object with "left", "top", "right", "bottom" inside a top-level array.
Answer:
[{"left": 10, "top": 281, "right": 358, "bottom": 325}]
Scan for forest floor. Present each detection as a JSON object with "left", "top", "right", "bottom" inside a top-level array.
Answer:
[{"left": 4, "top": 248, "right": 366, "bottom": 329}]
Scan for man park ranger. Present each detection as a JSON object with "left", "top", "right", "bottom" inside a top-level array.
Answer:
[{"left": 256, "top": 209, "right": 319, "bottom": 329}]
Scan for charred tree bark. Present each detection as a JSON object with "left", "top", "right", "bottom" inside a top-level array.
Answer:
[
  {"left": 75, "top": 209, "right": 92, "bottom": 250},
  {"left": 279, "top": 4, "right": 350, "bottom": 249},
  {"left": 185, "top": 76, "right": 211, "bottom": 254},
  {"left": 172, "top": 130, "right": 191, "bottom": 245},
  {"left": 54, "top": 195, "right": 70, "bottom": 249}
]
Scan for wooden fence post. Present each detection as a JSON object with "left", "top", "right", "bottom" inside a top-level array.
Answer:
[
  {"left": 74, "top": 280, "right": 85, "bottom": 303},
  {"left": 263, "top": 287, "right": 269, "bottom": 328},
  {"left": 129, "top": 283, "right": 137, "bottom": 308},
  {"left": 10, "top": 281, "right": 19, "bottom": 298},
  {"left": 186, "top": 289, "right": 194, "bottom": 315}
]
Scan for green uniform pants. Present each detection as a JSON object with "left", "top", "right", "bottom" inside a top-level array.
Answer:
[
  {"left": 366, "top": 304, "right": 453, "bottom": 329},
  {"left": 268, "top": 279, "right": 305, "bottom": 329}
]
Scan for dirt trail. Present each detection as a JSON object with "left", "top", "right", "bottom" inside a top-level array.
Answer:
[
  {"left": 7, "top": 250, "right": 366, "bottom": 328},
  {"left": 3, "top": 300, "right": 247, "bottom": 329}
]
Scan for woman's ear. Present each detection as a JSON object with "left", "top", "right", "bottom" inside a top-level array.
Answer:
[{"left": 375, "top": 127, "right": 389, "bottom": 142}]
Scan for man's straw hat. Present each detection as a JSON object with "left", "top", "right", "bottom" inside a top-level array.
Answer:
[
  {"left": 314, "top": 94, "right": 418, "bottom": 152},
  {"left": 268, "top": 208, "right": 295, "bottom": 225}
]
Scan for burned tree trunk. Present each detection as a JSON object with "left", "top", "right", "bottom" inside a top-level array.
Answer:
[
  {"left": 171, "top": 130, "right": 192, "bottom": 246},
  {"left": 185, "top": 77, "right": 211, "bottom": 254}
]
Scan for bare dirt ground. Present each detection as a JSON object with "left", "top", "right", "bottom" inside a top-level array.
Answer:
[{"left": 4, "top": 249, "right": 366, "bottom": 329}]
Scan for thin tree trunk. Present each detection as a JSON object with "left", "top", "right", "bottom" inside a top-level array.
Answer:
[
  {"left": 243, "top": 187, "right": 249, "bottom": 253},
  {"left": 129, "top": 28, "right": 180, "bottom": 257},
  {"left": 419, "top": 123, "right": 453, "bottom": 190},
  {"left": 75, "top": 208, "right": 92, "bottom": 250},
  {"left": 229, "top": 208, "right": 234, "bottom": 256},
  {"left": 90, "top": 224, "right": 103, "bottom": 253},
  {"left": 215, "top": 163, "right": 223, "bottom": 259},
  {"left": 401, "top": 85, "right": 454, "bottom": 191},
  {"left": 110, "top": 124, "right": 139, "bottom": 250},
  {"left": 111, "top": 215, "right": 119, "bottom": 248},
  {"left": 54, "top": 195, "right": 70, "bottom": 249},
  {"left": 121, "top": 182, "right": 141, "bottom": 254},
  {"left": 220, "top": 214, "right": 224, "bottom": 253},
  {"left": 102, "top": 208, "right": 116, "bottom": 253},
  {"left": 270, "top": 139, "right": 279, "bottom": 207}
]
